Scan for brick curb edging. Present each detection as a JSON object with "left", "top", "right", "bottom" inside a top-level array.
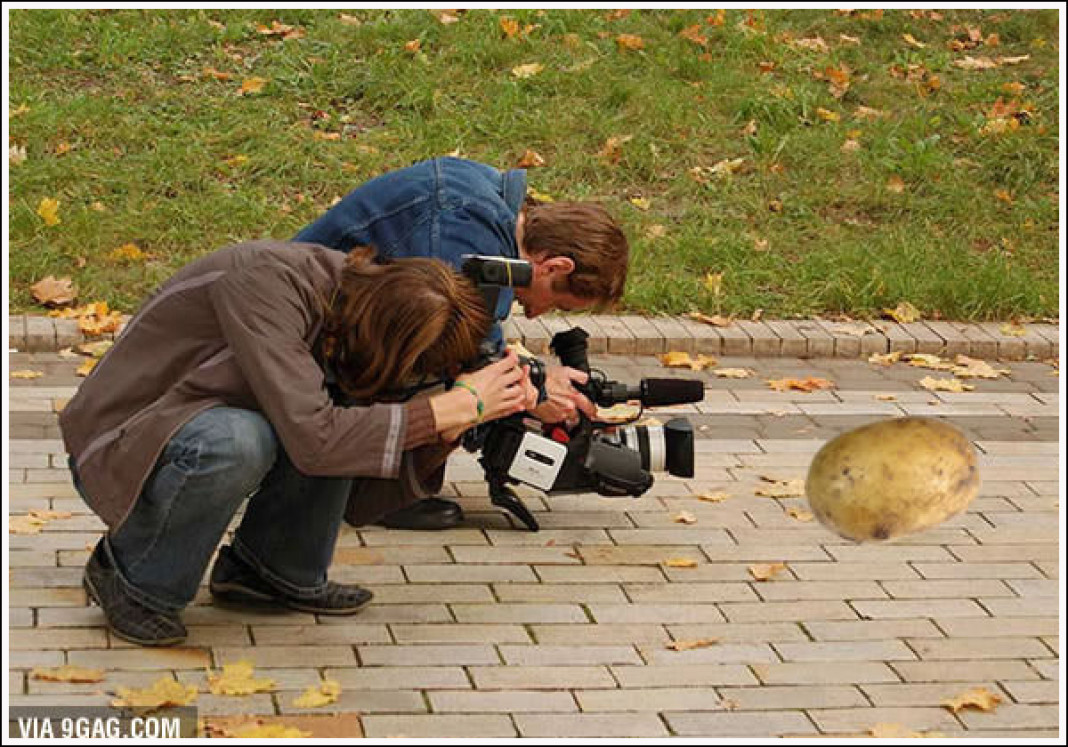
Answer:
[{"left": 7, "top": 313, "right": 1060, "bottom": 361}]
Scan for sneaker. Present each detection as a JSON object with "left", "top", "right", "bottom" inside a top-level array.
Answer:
[
  {"left": 209, "top": 545, "right": 372, "bottom": 616},
  {"left": 83, "top": 540, "right": 187, "bottom": 647}
]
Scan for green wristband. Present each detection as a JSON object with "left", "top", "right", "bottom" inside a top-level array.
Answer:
[{"left": 453, "top": 381, "right": 484, "bottom": 422}]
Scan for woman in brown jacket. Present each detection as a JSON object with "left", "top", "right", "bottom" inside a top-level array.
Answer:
[{"left": 60, "top": 240, "right": 535, "bottom": 646}]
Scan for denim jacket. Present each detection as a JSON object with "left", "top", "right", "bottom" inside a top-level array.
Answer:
[{"left": 294, "top": 157, "right": 527, "bottom": 350}]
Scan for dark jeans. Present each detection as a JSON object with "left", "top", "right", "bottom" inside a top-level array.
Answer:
[{"left": 72, "top": 407, "right": 351, "bottom": 613}]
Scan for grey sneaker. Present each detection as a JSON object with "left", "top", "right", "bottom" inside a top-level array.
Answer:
[
  {"left": 209, "top": 545, "right": 372, "bottom": 616},
  {"left": 83, "top": 540, "right": 187, "bottom": 647}
]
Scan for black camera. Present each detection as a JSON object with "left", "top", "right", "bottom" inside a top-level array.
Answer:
[{"left": 459, "top": 256, "right": 703, "bottom": 531}]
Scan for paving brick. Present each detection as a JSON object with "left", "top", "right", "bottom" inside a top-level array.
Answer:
[
  {"left": 763, "top": 320, "right": 808, "bottom": 357},
  {"left": 723, "top": 685, "right": 868, "bottom": 710},
  {"left": 639, "top": 643, "right": 778, "bottom": 666},
  {"left": 362, "top": 715, "right": 517, "bottom": 738},
  {"left": 623, "top": 582, "right": 757, "bottom": 604},
  {"left": 803, "top": 619, "right": 943, "bottom": 641},
  {"left": 666, "top": 711, "right": 817, "bottom": 737},
  {"left": 853, "top": 599, "right": 987, "bottom": 620},
  {"left": 279, "top": 689, "right": 427, "bottom": 715},
  {"left": 575, "top": 687, "right": 722, "bottom": 713},
  {"left": 499, "top": 645, "right": 641, "bottom": 666},
  {"left": 934, "top": 616, "right": 1059, "bottom": 639},
  {"left": 365, "top": 584, "right": 494, "bottom": 604},
  {"left": 978, "top": 597, "right": 1059, "bottom": 617},
  {"left": 752, "top": 661, "right": 900, "bottom": 685},
  {"left": 720, "top": 600, "right": 858, "bottom": 623},
  {"left": 326, "top": 666, "right": 470, "bottom": 691},
  {"left": 9, "top": 651, "right": 65, "bottom": 669},
  {"left": 1001, "top": 680, "right": 1061, "bottom": 704},
  {"left": 891, "top": 660, "right": 1040, "bottom": 682},
  {"left": 470, "top": 665, "right": 614, "bottom": 690},
  {"left": 494, "top": 583, "right": 627, "bottom": 604},
  {"left": 665, "top": 621, "right": 808, "bottom": 643},
  {"left": 534, "top": 566, "right": 666, "bottom": 584},
  {"left": 716, "top": 323, "right": 753, "bottom": 356},
  {"left": 589, "top": 604, "right": 725, "bottom": 624},
  {"left": 881, "top": 579, "right": 1013, "bottom": 599},
  {"left": 899, "top": 322, "right": 946, "bottom": 354},
  {"left": 618, "top": 315, "right": 664, "bottom": 355},
  {"left": 513, "top": 316, "right": 551, "bottom": 354},
  {"left": 753, "top": 580, "right": 885, "bottom": 602},
  {"left": 448, "top": 546, "right": 582, "bottom": 565},
  {"left": 66, "top": 647, "right": 212, "bottom": 671},
  {"left": 825, "top": 545, "right": 956, "bottom": 563},
  {"left": 773, "top": 640, "right": 916, "bottom": 662},
  {"left": 647, "top": 316, "right": 696, "bottom": 353},
  {"left": 913, "top": 561, "right": 1044, "bottom": 579},
  {"left": 404, "top": 564, "right": 538, "bottom": 583},
  {"left": 24, "top": 316, "right": 57, "bottom": 352},
  {"left": 251, "top": 624, "right": 391, "bottom": 645},
  {"left": 8, "top": 587, "right": 88, "bottom": 607},
  {"left": 958, "top": 704, "right": 1060, "bottom": 730},
  {"left": 699, "top": 545, "right": 831, "bottom": 562},
  {"left": 677, "top": 318, "right": 723, "bottom": 355},
  {"left": 530, "top": 624, "right": 669, "bottom": 645},
  {"left": 575, "top": 545, "right": 706, "bottom": 566},
  {"left": 809, "top": 706, "right": 960, "bottom": 734},
  {"left": 515, "top": 713, "right": 668, "bottom": 738},
  {"left": 794, "top": 321, "right": 834, "bottom": 357},
  {"left": 598, "top": 316, "right": 637, "bottom": 354},
  {"left": 860, "top": 681, "right": 1003, "bottom": 707},
  {"left": 321, "top": 604, "right": 450, "bottom": 624},
  {"left": 431, "top": 690, "right": 577, "bottom": 713},
  {"left": 790, "top": 562, "right": 920, "bottom": 581},
  {"left": 358, "top": 645, "right": 499, "bottom": 667}
]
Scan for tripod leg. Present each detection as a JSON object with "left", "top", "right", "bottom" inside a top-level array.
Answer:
[{"left": 489, "top": 483, "right": 540, "bottom": 532}]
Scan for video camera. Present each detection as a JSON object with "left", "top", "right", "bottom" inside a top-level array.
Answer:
[{"left": 460, "top": 255, "right": 704, "bottom": 531}]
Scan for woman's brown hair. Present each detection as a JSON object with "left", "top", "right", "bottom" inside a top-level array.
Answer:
[{"left": 320, "top": 248, "right": 491, "bottom": 400}]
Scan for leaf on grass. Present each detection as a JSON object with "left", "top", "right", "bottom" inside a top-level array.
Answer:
[
  {"left": 679, "top": 24, "right": 708, "bottom": 47},
  {"left": 663, "top": 558, "right": 698, "bottom": 568},
  {"left": 709, "top": 158, "right": 746, "bottom": 177},
  {"left": 766, "top": 377, "right": 835, "bottom": 393},
  {"left": 999, "top": 322, "right": 1027, "bottom": 337},
  {"left": 790, "top": 36, "right": 828, "bottom": 53},
  {"left": 32, "top": 666, "right": 105, "bottom": 684},
  {"left": 786, "top": 507, "right": 814, "bottom": 522},
  {"left": 629, "top": 196, "right": 651, "bottom": 211},
  {"left": 997, "top": 55, "right": 1030, "bottom": 66},
  {"left": 713, "top": 368, "right": 752, "bottom": 379},
  {"left": 10, "top": 144, "right": 27, "bottom": 166},
  {"left": 511, "top": 62, "right": 544, "bottom": 79},
  {"left": 112, "top": 677, "right": 198, "bottom": 708},
  {"left": 754, "top": 477, "right": 806, "bottom": 498},
  {"left": 106, "top": 243, "right": 147, "bottom": 263},
  {"left": 255, "top": 21, "right": 304, "bottom": 40},
  {"left": 854, "top": 105, "right": 889, "bottom": 120},
  {"left": 902, "top": 33, "right": 927, "bottom": 49},
  {"left": 841, "top": 138, "right": 862, "bottom": 153},
  {"left": 883, "top": 301, "right": 920, "bottom": 323},
  {"left": 868, "top": 351, "right": 903, "bottom": 366},
  {"left": 616, "top": 34, "right": 645, "bottom": 51},
  {"left": 816, "top": 107, "right": 840, "bottom": 122},
  {"left": 517, "top": 149, "right": 545, "bottom": 168},
  {"left": 885, "top": 175, "right": 906, "bottom": 194},
  {"left": 919, "top": 376, "right": 974, "bottom": 393},
  {"left": 688, "top": 312, "right": 733, "bottom": 327},
  {"left": 598, "top": 135, "right": 632, "bottom": 163},
  {"left": 207, "top": 660, "right": 276, "bottom": 696},
  {"left": 403, "top": 39, "right": 421, "bottom": 53},
  {"left": 942, "top": 687, "right": 1003, "bottom": 713},
  {"left": 645, "top": 224, "right": 667, "bottom": 239},
  {"left": 953, "top": 55, "right": 998, "bottom": 70},
  {"left": 659, "top": 352, "right": 716, "bottom": 371},
  {"left": 31, "top": 276, "right": 76, "bottom": 307},
  {"left": 293, "top": 680, "right": 342, "bottom": 708},
  {"left": 748, "top": 562, "right": 787, "bottom": 581},
  {"left": 952, "top": 355, "right": 1010, "bottom": 380},
  {"left": 704, "top": 271, "right": 724, "bottom": 296},
  {"left": 11, "top": 370, "right": 45, "bottom": 379},
  {"left": 667, "top": 638, "right": 719, "bottom": 651},
  {"left": 338, "top": 13, "right": 362, "bottom": 26},
  {"left": 674, "top": 511, "right": 698, "bottom": 525},
  {"left": 238, "top": 77, "right": 268, "bottom": 95},
  {"left": 431, "top": 9, "right": 461, "bottom": 25},
  {"left": 37, "top": 197, "right": 61, "bottom": 226}
]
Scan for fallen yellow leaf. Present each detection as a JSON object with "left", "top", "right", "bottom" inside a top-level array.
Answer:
[
  {"left": 663, "top": 558, "right": 698, "bottom": 568},
  {"left": 403, "top": 39, "right": 421, "bottom": 53},
  {"left": 713, "top": 368, "right": 752, "bottom": 379},
  {"left": 754, "top": 477, "right": 806, "bottom": 498},
  {"left": 942, "top": 686, "right": 1003, "bottom": 713},
  {"left": 659, "top": 352, "right": 716, "bottom": 371},
  {"left": 666, "top": 638, "right": 719, "bottom": 651},
  {"left": 37, "top": 197, "right": 61, "bottom": 226},
  {"left": 952, "top": 355, "right": 1010, "bottom": 380},
  {"left": 688, "top": 312, "right": 733, "bottom": 327},
  {"left": 207, "top": 660, "right": 276, "bottom": 696},
  {"left": 905, "top": 353, "right": 955, "bottom": 371},
  {"left": 292, "top": 680, "right": 342, "bottom": 709},
  {"left": 517, "top": 149, "right": 545, "bottom": 168},
  {"left": 870, "top": 723, "right": 945, "bottom": 738},
  {"left": 766, "top": 377, "right": 835, "bottom": 393},
  {"left": 598, "top": 135, "right": 632, "bottom": 163},
  {"left": 238, "top": 77, "right": 268, "bottom": 95},
  {"left": 704, "top": 271, "right": 724, "bottom": 296},
  {"left": 112, "top": 677, "right": 198, "bottom": 708},
  {"left": 816, "top": 107, "right": 840, "bottom": 122},
  {"left": 953, "top": 55, "right": 998, "bottom": 70},
  {"left": 76, "top": 359, "right": 98, "bottom": 377},
  {"left": 11, "top": 370, "right": 45, "bottom": 379},
  {"left": 616, "top": 34, "right": 645, "bottom": 51},
  {"left": 919, "top": 376, "right": 974, "bottom": 393},
  {"left": 886, "top": 175, "right": 906, "bottom": 194},
  {"left": 106, "top": 243, "right": 147, "bottom": 263},
  {"left": 674, "top": 511, "right": 698, "bottom": 525},
  {"left": 696, "top": 491, "right": 730, "bottom": 503},
  {"left": 999, "top": 322, "right": 1027, "bottom": 337},
  {"left": 883, "top": 301, "right": 921, "bottom": 323},
  {"left": 32, "top": 666, "right": 105, "bottom": 684},
  {"left": 629, "top": 196, "right": 651, "bottom": 211},
  {"left": 10, "top": 515, "right": 48, "bottom": 535},
  {"left": 511, "top": 62, "right": 544, "bottom": 79},
  {"left": 902, "top": 33, "right": 927, "bottom": 49},
  {"left": 868, "top": 351, "right": 903, "bottom": 366},
  {"left": 786, "top": 507, "right": 814, "bottom": 522},
  {"left": 874, "top": 394, "right": 898, "bottom": 402},
  {"left": 749, "top": 562, "right": 788, "bottom": 581}
]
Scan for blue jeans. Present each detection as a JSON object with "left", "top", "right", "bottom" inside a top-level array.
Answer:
[{"left": 73, "top": 407, "right": 351, "bottom": 613}]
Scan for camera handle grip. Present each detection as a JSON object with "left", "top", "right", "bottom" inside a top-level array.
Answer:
[{"left": 489, "top": 481, "right": 540, "bottom": 532}]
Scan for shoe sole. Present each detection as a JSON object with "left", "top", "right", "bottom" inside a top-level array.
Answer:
[
  {"left": 210, "top": 582, "right": 373, "bottom": 616},
  {"left": 83, "top": 576, "right": 187, "bottom": 648}
]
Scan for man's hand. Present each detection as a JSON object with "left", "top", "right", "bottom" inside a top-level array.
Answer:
[{"left": 529, "top": 364, "right": 596, "bottom": 424}]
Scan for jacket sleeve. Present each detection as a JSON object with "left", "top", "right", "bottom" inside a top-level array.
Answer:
[{"left": 208, "top": 259, "right": 437, "bottom": 478}]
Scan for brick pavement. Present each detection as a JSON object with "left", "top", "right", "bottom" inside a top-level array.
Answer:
[{"left": 5, "top": 350, "right": 1061, "bottom": 738}]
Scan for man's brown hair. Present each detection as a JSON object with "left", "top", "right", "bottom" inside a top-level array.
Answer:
[
  {"left": 521, "top": 200, "right": 629, "bottom": 305},
  {"left": 320, "top": 249, "right": 491, "bottom": 399}
]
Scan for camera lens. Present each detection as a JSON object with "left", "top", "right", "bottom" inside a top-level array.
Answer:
[{"left": 608, "top": 417, "right": 694, "bottom": 478}]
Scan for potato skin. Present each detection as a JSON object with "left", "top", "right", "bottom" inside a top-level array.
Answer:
[{"left": 805, "top": 417, "right": 980, "bottom": 542}]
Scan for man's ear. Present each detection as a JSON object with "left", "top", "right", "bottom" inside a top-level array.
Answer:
[{"left": 543, "top": 255, "right": 575, "bottom": 277}]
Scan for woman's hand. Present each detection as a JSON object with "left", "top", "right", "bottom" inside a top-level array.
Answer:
[{"left": 430, "top": 351, "right": 533, "bottom": 440}]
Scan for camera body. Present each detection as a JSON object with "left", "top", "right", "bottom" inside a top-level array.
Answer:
[{"left": 459, "top": 255, "right": 702, "bottom": 531}]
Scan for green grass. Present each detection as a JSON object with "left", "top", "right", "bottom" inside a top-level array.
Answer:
[{"left": 8, "top": 8, "right": 1060, "bottom": 319}]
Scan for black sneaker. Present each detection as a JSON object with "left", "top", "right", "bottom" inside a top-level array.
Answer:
[
  {"left": 374, "top": 497, "right": 463, "bottom": 530},
  {"left": 209, "top": 545, "right": 372, "bottom": 616},
  {"left": 83, "top": 540, "right": 188, "bottom": 647}
]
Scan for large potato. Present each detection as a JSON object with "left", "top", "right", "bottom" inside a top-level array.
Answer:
[{"left": 805, "top": 417, "right": 979, "bottom": 542}]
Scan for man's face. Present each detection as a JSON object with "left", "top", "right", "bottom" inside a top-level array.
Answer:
[{"left": 514, "top": 272, "right": 592, "bottom": 319}]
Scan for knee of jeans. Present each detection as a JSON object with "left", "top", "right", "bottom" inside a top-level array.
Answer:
[{"left": 202, "top": 410, "right": 278, "bottom": 490}]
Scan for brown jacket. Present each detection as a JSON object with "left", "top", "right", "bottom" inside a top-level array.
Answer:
[{"left": 59, "top": 240, "right": 445, "bottom": 529}]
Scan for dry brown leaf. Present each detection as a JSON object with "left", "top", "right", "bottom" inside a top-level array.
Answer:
[
  {"left": 667, "top": 638, "right": 719, "bottom": 651},
  {"left": 207, "top": 660, "right": 276, "bottom": 696},
  {"left": 688, "top": 312, "right": 733, "bottom": 327},
  {"left": 886, "top": 175, "right": 906, "bottom": 194},
  {"left": 679, "top": 24, "right": 708, "bottom": 48},
  {"left": 674, "top": 511, "right": 698, "bottom": 525},
  {"left": 841, "top": 138, "right": 862, "bottom": 153},
  {"left": 766, "top": 377, "right": 835, "bottom": 393},
  {"left": 517, "top": 149, "right": 545, "bottom": 168},
  {"left": 431, "top": 10, "right": 461, "bottom": 25},
  {"left": 868, "top": 351, "right": 903, "bottom": 366},
  {"left": 32, "top": 665, "right": 105, "bottom": 684},
  {"left": 748, "top": 562, "right": 788, "bottom": 581},
  {"left": 854, "top": 105, "right": 888, "bottom": 120},
  {"left": 791, "top": 36, "right": 828, "bottom": 53},
  {"left": 709, "top": 158, "right": 746, "bottom": 177},
  {"left": 31, "top": 276, "right": 76, "bottom": 307},
  {"left": 238, "top": 77, "right": 268, "bottom": 96},
  {"left": 403, "top": 39, "right": 421, "bottom": 53},
  {"left": 511, "top": 62, "right": 544, "bottom": 79},
  {"left": 942, "top": 686, "right": 1003, "bottom": 713},
  {"left": 11, "top": 370, "right": 45, "bottom": 379},
  {"left": 952, "top": 355, "right": 1010, "bottom": 380},
  {"left": 883, "top": 301, "right": 920, "bottom": 323},
  {"left": 839, "top": 33, "right": 861, "bottom": 46},
  {"left": 786, "top": 507, "right": 814, "bottom": 522},
  {"left": 954, "top": 55, "right": 998, "bottom": 70},
  {"left": 713, "top": 368, "right": 752, "bottom": 379},
  {"left": 905, "top": 353, "right": 955, "bottom": 371},
  {"left": 598, "top": 135, "right": 632, "bottom": 163},
  {"left": 754, "top": 478, "right": 806, "bottom": 498},
  {"left": 256, "top": 20, "right": 304, "bottom": 40},
  {"left": 76, "top": 340, "right": 114, "bottom": 358},
  {"left": 30, "top": 510, "right": 72, "bottom": 521},
  {"left": 659, "top": 351, "right": 716, "bottom": 371},
  {"left": 874, "top": 394, "right": 898, "bottom": 402},
  {"left": 616, "top": 34, "right": 644, "bottom": 51},
  {"left": 997, "top": 55, "right": 1030, "bottom": 66},
  {"left": 10, "top": 144, "right": 28, "bottom": 166},
  {"left": 663, "top": 558, "right": 698, "bottom": 569},
  {"left": 112, "top": 677, "right": 198, "bottom": 708},
  {"left": 697, "top": 491, "right": 730, "bottom": 503},
  {"left": 919, "top": 376, "right": 974, "bottom": 393},
  {"left": 902, "top": 33, "right": 927, "bottom": 49}
]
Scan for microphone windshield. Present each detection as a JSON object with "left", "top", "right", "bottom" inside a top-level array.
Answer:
[{"left": 639, "top": 378, "right": 705, "bottom": 408}]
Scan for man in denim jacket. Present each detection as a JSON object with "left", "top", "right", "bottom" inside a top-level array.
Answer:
[{"left": 296, "top": 156, "right": 629, "bottom": 529}]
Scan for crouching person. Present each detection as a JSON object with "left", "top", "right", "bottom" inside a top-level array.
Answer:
[{"left": 59, "top": 240, "right": 535, "bottom": 646}]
